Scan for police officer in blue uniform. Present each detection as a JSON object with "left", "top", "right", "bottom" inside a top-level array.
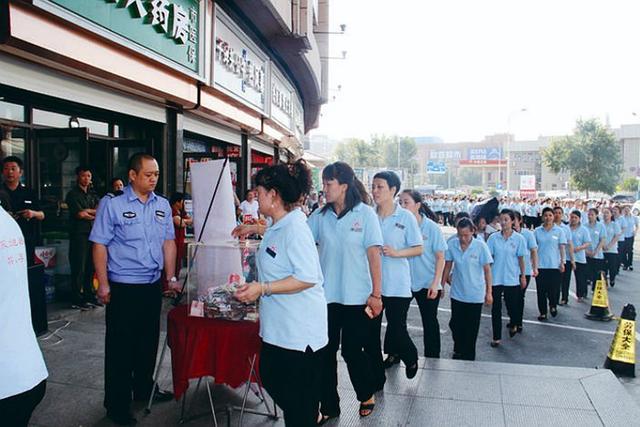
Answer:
[{"left": 90, "top": 153, "right": 177, "bottom": 426}]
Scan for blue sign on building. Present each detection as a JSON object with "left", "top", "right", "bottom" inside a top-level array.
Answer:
[{"left": 427, "top": 161, "right": 447, "bottom": 174}]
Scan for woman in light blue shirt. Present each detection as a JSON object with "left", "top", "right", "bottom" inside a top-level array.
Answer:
[
  {"left": 370, "top": 171, "right": 422, "bottom": 379},
  {"left": 234, "top": 160, "right": 327, "bottom": 427},
  {"left": 568, "top": 210, "right": 592, "bottom": 302},
  {"left": 585, "top": 208, "right": 607, "bottom": 291},
  {"left": 486, "top": 209, "right": 527, "bottom": 347},
  {"left": 400, "top": 190, "right": 446, "bottom": 358},
  {"left": 307, "top": 162, "right": 383, "bottom": 421},
  {"left": 602, "top": 207, "right": 622, "bottom": 287},
  {"left": 442, "top": 218, "right": 493, "bottom": 361},
  {"left": 513, "top": 211, "right": 538, "bottom": 333},
  {"left": 533, "top": 207, "right": 567, "bottom": 320},
  {"left": 622, "top": 206, "right": 637, "bottom": 271}
]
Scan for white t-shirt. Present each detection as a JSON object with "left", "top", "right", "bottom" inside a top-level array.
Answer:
[
  {"left": 0, "top": 207, "right": 48, "bottom": 399},
  {"left": 239, "top": 200, "right": 260, "bottom": 220}
]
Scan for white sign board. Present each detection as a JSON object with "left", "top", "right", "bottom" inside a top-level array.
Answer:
[
  {"left": 213, "top": 6, "right": 268, "bottom": 113},
  {"left": 520, "top": 175, "right": 536, "bottom": 190}
]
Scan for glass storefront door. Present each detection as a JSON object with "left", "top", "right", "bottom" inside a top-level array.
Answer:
[{"left": 35, "top": 127, "right": 89, "bottom": 235}]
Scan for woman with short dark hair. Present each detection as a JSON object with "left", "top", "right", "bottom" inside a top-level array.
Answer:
[{"left": 441, "top": 218, "right": 493, "bottom": 360}]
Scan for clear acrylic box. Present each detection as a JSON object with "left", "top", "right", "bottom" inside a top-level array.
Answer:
[{"left": 185, "top": 241, "right": 260, "bottom": 321}]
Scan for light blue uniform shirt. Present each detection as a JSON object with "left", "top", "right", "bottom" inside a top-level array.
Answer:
[
  {"left": 409, "top": 215, "right": 447, "bottom": 292},
  {"left": 569, "top": 225, "right": 591, "bottom": 264},
  {"left": 379, "top": 206, "right": 423, "bottom": 297},
  {"left": 518, "top": 228, "right": 538, "bottom": 276},
  {"left": 624, "top": 215, "right": 637, "bottom": 239},
  {"left": 615, "top": 217, "right": 627, "bottom": 242},
  {"left": 257, "top": 209, "right": 327, "bottom": 352},
  {"left": 307, "top": 203, "right": 383, "bottom": 305},
  {"left": 603, "top": 221, "right": 622, "bottom": 254},
  {"left": 534, "top": 225, "right": 567, "bottom": 269},
  {"left": 586, "top": 221, "right": 606, "bottom": 260},
  {"left": 89, "top": 185, "right": 174, "bottom": 283},
  {"left": 487, "top": 232, "right": 527, "bottom": 286},
  {"left": 445, "top": 237, "right": 493, "bottom": 303}
]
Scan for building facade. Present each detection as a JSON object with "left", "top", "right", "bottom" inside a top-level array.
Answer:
[{"left": 0, "top": 0, "right": 329, "bottom": 226}]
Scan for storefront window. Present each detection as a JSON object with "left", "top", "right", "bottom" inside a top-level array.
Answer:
[
  {"left": 0, "top": 126, "right": 26, "bottom": 160},
  {"left": 0, "top": 100, "right": 25, "bottom": 122},
  {"left": 33, "top": 109, "right": 109, "bottom": 136}
]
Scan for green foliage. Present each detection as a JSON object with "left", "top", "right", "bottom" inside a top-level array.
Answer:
[
  {"left": 471, "top": 188, "right": 483, "bottom": 195},
  {"left": 333, "top": 135, "right": 419, "bottom": 186},
  {"left": 542, "top": 119, "right": 622, "bottom": 195},
  {"left": 459, "top": 168, "right": 483, "bottom": 186},
  {"left": 489, "top": 189, "right": 500, "bottom": 197},
  {"left": 618, "top": 177, "right": 639, "bottom": 193}
]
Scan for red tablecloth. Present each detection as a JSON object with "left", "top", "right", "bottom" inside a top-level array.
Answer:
[{"left": 167, "top": 305, "right": 262, "bottom": 400}]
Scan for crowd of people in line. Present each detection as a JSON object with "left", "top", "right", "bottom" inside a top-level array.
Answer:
[{"left": 2, "top": 152, "right": 638, "bottom": 426}]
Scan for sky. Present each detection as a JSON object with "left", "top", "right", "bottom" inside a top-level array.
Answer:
[{"left": 311, "top": 0, "right": 640, "bottom": 143}]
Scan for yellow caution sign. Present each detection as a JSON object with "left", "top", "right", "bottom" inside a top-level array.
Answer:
[
  {"left": 592, "top": 278, "right": 609, "bottom": 308},
  {"left": 608, "top": 318, "right": 636, "bottom": 365}
]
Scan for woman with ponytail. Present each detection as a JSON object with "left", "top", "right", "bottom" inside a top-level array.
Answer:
[
  {"left": 234, "top": 160, "right": 327, "bottom": 427},
  {"left": 400, "top": 190, "right": 447, "bottom": 358},
  {"left": 307, "top": 161, "right": 383, "bottom": 421}
]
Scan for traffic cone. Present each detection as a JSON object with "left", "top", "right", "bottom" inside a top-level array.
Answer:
[
  {"left": 585, "top": 272, "right": 613, "bottom": 321},
  {"left": 604, "top": 304, "right": 636, "bottom": 377}
]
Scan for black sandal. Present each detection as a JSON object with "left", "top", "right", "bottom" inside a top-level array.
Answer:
[
  {"left": 359, "top": 402, "right": 375, "bottom": 418},
  {"left": 537, "top": 314, "right": 547, "bottom": 321},
  {"left": 508, "top": 325, "right": 518, "bottom": 338}
]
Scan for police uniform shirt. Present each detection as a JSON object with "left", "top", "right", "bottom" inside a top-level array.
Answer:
[
  {"left": 569, "top": 225, "right": 591, "bottom": 264},
  {"left": 66, "top": 185, "right": 99, "bottom": 235},
  {"left": 487, "top": 231, "right": 527, "bottom": 286},
  {"left": 378, "top": 205, "right": 423, "bottom": 298},
  {"left": 517, "top": 228, "right": 538, "bottom": 275},
  {"left": 89, "top": 185, "right": 175, "bottom": 284},
  {"left": 307, "top": 202, "right": 383, "bottom": 305},
  {"left": 534, "top": 225, "right": 567, "bottom": 269},
  {"left": 586, "top": 222, "right": 606, "bottom": 260},
  {"left": 2, "top": 183, "right": 41, "bottom": 255},
  {"left": 603, "top": 221, "right": 621, "bottom": 254},
  {"left": 257, "top": 209, "right": 327, "bottom": 352},
  {"left": 409, "top": 215, "right": 447, "bottom": 292},
  {"left": 445, "top": 236, "right": 493, "bottom": 303}
]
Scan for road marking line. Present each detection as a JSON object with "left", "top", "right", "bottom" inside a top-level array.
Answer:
[{"left": 405, "top": 304, "right": 636, "bottom": 340}]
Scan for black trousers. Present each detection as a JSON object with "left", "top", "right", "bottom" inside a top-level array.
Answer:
[
  {"left": 573, "top": 262, "right": 589, "bottom": 298},
  {"left": 321, "top": 304, "right": 376, "bottom": 415},
  {"left": 604, "top": 253, "right": 619, "bottom": 285},
  {"left": 0, "top": 380, "right": 46, "bottom": 427},
  {"left": 491, "top": 285, "right": 522, "bottom": 340},
  {"left": 261, "top": 342, "right": 323, "bottom": 427},
  {"left": 524, "top": 216, "right": 536, "bottom": 230},
  {"left": 381, "top": 296, "right": 418, "bottom": 366},
  {"left": 624, "top": 237, "right": 634, "bottom": 268},
  {"left": 104, "top": 281, "right": 162, "bottom": 414},
  {"left": 364, "top": 314, "right": 386, "bottom": 391},
  {"left": 69, "top": 233, "right": 95, "bottom": 304},
  {"left": 412, "top": 289, "right": 441, "bottom": 358},
  {"left": 587, "top": 257, "right": 605, "bottom": 287},
  {"left": 535, "top": 269, "right": 560, "bottom": 315},
  {"left": 560, "top": 261, "right": 572, "bottom": 303},
  {"left": 449, "top": 298, "right": 483, "bottom": 361}
]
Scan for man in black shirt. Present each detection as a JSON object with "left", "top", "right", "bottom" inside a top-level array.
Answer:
[
  {"left": 2, "top": 156, "right": 45, "bottom": 266},
  {"left": 66, "top": 165, "right": 100, "bottom": 309}
]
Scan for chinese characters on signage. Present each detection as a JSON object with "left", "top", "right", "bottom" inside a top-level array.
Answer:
[
  {"left": 214, "top": 6, "right": 268, "bottom": 112},
  {"left": 215, "top": 38, "right": 266, "bottom": 96},
  {"left": 270, "top": 67, "right": 293, "bottom": 130},
  {"left": 105, "top": 0, "right": 198, "bottom": 64},
  {"left": 429, "top": 150, "right": 461, "bottom": 160}
]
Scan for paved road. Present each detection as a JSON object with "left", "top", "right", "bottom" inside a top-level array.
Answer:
[{"left": 398, "top": 226, "right": 640, "bottom": 402}]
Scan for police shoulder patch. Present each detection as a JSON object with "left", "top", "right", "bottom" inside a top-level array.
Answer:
[{"left": 123, "top": 211, "right": 136, "bottom": 219}]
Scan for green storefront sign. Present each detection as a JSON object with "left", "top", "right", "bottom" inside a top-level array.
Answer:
[{"left": 35, "top": 0, "right": 203, "bottom": 78}]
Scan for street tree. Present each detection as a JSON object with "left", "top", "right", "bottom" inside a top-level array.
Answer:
[
  {"left": 542, "top": 118, "right": 622, "bottom": 196},
  {"left": 333, "top": 138, "right": 379, "bottom": 167}
]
